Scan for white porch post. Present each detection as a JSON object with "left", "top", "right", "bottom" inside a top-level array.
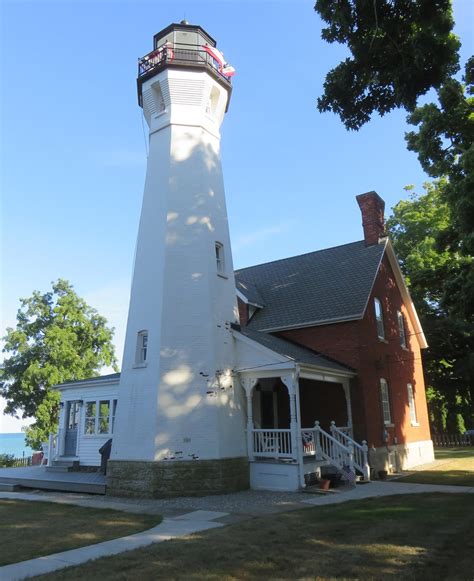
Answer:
[
  {"left": 342, "top": 379, "right": 353, "bottom": 435},
  {"left": 281, "top": 371, "right": 304, "bottom": 486},
  {"left": 242, "top": 377, "right": 259, "bottom": 461}
]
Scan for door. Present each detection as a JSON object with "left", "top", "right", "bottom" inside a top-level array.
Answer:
[{"left": 64, "top": 401, "right": 80, "bottom": 456}]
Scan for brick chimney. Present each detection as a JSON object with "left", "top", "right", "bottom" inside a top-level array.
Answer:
[{"left": 356, "top": 191, "right": 386, "bottom": 246}]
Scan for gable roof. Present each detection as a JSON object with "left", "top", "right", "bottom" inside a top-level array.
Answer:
[
  {"left": 234, "top": 325, "right": 354, "bottom": 374},
  {"left": 235, "top": 240, "right": 386, "bottom": 332}
]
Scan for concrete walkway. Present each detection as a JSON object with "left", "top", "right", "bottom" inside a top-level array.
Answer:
[
  {"left": 0, "top": 510, "right": 227, "bottom": 581},
  {"left": 1, "top": 481, "right": 473, "bottom": 580}
]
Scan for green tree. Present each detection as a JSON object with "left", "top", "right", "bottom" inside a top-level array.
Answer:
[
  {"left": 315, "top": 0, "right": 460, "bottom": 130},
  {"left": 1, "top": 279, "right": 118, "bottom": 449},
  {"left": 387, "top": 182, "right": 474, "bottom": 432},
  {"left": 406, "top": 57, "right": 474, "bottom": 311}
]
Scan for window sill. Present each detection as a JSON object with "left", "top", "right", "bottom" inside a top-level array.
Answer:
[
  {"left": 217, "top": 273, "right": 228, "bottom": 279},
  {"left": 411, "top": 422, "right": 420, "bottom": 427},
  {"left": 384, "top": 423, "right": 395, "bottom": 428},
  {"left": 401, "top": 346, "right": 411, "bottom": 352},
  {"left": 133, "top": 363, "right": 148, "bottom": 369}
]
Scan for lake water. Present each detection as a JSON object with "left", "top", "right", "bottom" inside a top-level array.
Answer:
[{"left": 0, "top": 433, "right": 35, "bottom": 457}]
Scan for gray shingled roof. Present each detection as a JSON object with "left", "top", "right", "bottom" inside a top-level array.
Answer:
[
  {"left": 235, "top": 240, "right": 386, "bottom": 331},
  {"left": 236, "top": 279, "right": 265, "bottom": 306},
  {"left": 235, "top": 326, "right": 354, "bottom": 374}
]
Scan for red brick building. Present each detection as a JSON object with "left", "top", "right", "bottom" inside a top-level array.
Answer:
[{"left": 235, "top": 192, "right": 433, "bottom": 472}]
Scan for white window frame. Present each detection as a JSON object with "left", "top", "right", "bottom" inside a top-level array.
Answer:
[
  {"left": 397, "top": 310, "right": 407, "bottom": 348},
  {"left": 135, "top": 330, "right": 148, "bottom": 366},
  {"left": 380, "top": 378, "right": 392, "bottom": 425},
  {"left": 84, "top": 399, "right": 118, "bottom": 436},
  {"left": 215, "top": 242, "right": 225, "bottom": 275},
  {"left": 374, "top": 298, "right": 385, "bottom": 340},
  {"left": 407, "top": 384, "right": 418, "bottom": 426}
]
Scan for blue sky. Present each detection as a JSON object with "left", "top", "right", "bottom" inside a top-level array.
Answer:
[{"left": 1, "top": 0, "right": 473, "bottom": 432}]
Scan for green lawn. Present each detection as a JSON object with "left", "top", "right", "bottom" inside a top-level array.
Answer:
[
  {"left": 396, "top": 446, "right": 474, "bottom": 486},
  {"left": 41, "top": 493, "right": 474, "bottom": 580},
  {"left": 0, "top": 500, "right": 161, "bottom": 566}
]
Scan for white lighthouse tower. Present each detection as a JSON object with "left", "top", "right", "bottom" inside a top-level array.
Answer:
[{"left": 109, "top": 22, "right": 248, "bottom": 496}]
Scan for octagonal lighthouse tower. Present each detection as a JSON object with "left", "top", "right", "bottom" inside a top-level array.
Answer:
[{"left": 108, "top": 23, "right": 248, "bottom": 496}]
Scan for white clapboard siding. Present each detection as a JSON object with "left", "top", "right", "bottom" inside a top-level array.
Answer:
[{"left": 56, "top": 380, "right": 119, "bottom": 467}]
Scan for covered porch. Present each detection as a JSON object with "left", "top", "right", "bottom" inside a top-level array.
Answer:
[{"left": 233, "top": 327, "right": 369, "bottom": 491}]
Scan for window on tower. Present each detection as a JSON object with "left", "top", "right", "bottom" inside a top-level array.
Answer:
[
  {"left": 215, "top": 242, "right": 225, "bottom": 275},
  {"left": 136, "top": 330, "right": 148, "bottom": 366}
]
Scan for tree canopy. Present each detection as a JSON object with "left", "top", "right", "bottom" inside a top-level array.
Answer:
[
  {"left": 315, "top": 0, "right": 460, "bottom": 130},
  {"left": 1, "top": 280, "right": 118, "bottom": 448},
  {"left": 315, "top": 0, "right": 473, "bottom": 430}
]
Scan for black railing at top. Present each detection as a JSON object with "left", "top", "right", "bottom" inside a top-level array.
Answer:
[{"left": 138, "top": 43, "right": 232, "bottom": 86}]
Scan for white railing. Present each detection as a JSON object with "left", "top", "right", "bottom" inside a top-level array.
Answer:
[
  {"left": 330, "top": 421, "right": 370, "bottom": 480},
  {"left": 314, "top": 422, "right": 352, "bottom": 470},
  {"left": 335, "top": 425, "right": 353, "bottom": 438},
  {"left": 252, "top": 429, "right": 293, "bottom": 459}
]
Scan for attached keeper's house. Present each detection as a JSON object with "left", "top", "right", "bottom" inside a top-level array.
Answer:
[{"left": 49, "top": 21, "right": 434, "bottom": 497}]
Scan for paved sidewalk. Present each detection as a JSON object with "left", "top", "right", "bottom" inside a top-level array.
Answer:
[
  {"left": 1, "top": 481, "right": 473, "bottom": 580},
  {"left": 0, "top": 510, "right": 227, "bottom": 581},
  {"left": 300, "top": 480, "right": 474, "bottom": 506}
]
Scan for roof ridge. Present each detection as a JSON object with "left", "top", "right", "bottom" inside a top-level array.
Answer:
[{"left": 235, "top": 239, "right": 372, "bottom": 273}]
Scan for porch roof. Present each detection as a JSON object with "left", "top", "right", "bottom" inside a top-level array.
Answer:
[
  {"left": 233, "top": 325, "right": 354, "bottom": 375},
  {"left": 54, "top": 372, "right": 121, "bottom": 390}
]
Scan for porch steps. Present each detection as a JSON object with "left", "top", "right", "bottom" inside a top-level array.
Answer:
[
  {"left": 0, "top": 482, "right": 21, "bottom": 492},
  {"left": 45, "top": 459, "right": 80, "bottom": 473}
]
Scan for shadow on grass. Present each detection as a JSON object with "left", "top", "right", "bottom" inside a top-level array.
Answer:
[
  {"left": 40, "top": 493, "right": 474, "bottom": 581},
  {"left": 435, "top": 447, "right": 474, "bottom": 460},
  {"left": 396, "top": 470, "right": 474, "bottom": 487}
]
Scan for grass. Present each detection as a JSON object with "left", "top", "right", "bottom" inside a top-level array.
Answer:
[
  {"left": 41, "top": 493, "right": 474, "bottom": 580},
  {"left": 0, "top": 500, "right": 161, "bottom": 566},
  {"left": 396, "top": 446, "right": 474, "bottom": 486}
]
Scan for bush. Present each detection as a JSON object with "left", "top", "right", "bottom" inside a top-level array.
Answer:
[{"left": 0, "top": 454, "right": 16, "bottom": 467}]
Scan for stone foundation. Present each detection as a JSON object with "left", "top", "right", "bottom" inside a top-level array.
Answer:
[
  {"left": 106, "top": 457, "right": 249, "bottom": 498},
  {"left": 369, "top": 439, "right": 435, "bottom": 475}
]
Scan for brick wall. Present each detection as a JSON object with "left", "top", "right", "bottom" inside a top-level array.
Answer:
[{"left": 273, "top": 255, "right": 431, "bottom": 448}]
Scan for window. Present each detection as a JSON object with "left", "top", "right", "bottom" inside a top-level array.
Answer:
[
  {"left": 407, "top": 384, "right": 418, "bottom": 425},
  {"left": 136, "top": 330, "right": 148, "bottom": 365},
  {"left": 397, "top": 310, "right": 407, "bottom": 348},
  {"left": 215, "top": 242, "right": 225, "bottom": 275},
  {"left": 380, "top": 378, "right": 392, "bottom": 425},
  {"left": 374, "top": 298, "right": 385, "bottom": 340},
  {"left": 84, "top": 399, "right": 118, "bottom": 435},
  {"left": 85, "top": 402, "right": 96, "bottom": 435}
]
